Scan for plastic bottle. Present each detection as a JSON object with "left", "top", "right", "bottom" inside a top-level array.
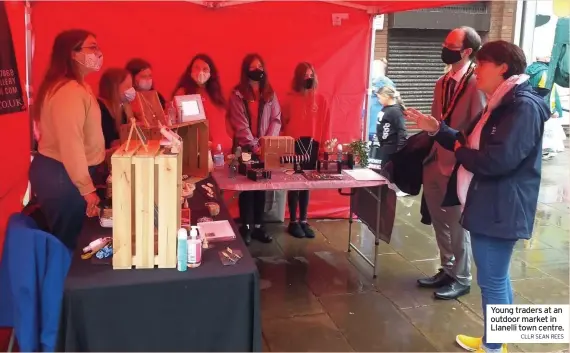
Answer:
[
  {"left": 177, "top": 228, "right": 188, "bottom": 272},
  {"left": 187, "top": 226, "right": 202, "bottom": 268},
  {"left": 213, "top": 144, "right": 224, "bottom": 167},
  {"left": 167, "top": 101, "right": 177, "bottom": 126}
]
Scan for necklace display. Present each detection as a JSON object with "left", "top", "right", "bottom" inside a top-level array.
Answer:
[{"left": 139, "top": 93, "right": 156, "bottom": 119}]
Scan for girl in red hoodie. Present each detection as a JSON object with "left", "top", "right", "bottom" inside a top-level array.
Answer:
[{"left": 282, "top": 62, "right": 331, "bottom": 238}]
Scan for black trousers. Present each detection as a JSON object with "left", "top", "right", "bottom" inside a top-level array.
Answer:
[
  {"left": 238, "top": 191, "right": 266, "bottom": 226},
  {"left": 287, "top": 190, "right": 309, "bottom": 222}
]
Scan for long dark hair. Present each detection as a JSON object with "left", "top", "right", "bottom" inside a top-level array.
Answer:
[
  {"left": 172, "top": 54, "right": 226, "bottom": 107},
  {"left": 99, "top": 68, "right": 130, "bottom": 133},
  {"left": 235, "top": 53, "right": 274, "bottom": 102},
  {"left": 291, "top": 62, "right": 319, "bottom": 93},
  {"left": 125, "top": 58, "right": 155, "bottom": 89},
  {"left": 33, "top": 29, "right": 94, "bottom": 122}
]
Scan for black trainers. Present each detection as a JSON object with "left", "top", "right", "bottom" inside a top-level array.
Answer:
[
  {"left": 288, "top": 222, "right": 305, "bottom": 238},
  {"left": 239, "top": 225, "right": 252, "bottom": 246},
  {"left": 252, "top": 226, "right": 273, "bottom": 243},
  {"left": 300, "top": 222, "right": 315, "bottom": 238}
]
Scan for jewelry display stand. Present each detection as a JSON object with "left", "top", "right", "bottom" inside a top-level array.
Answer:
[
  {"left": 131, "top": 90, "right": 166, "bottom": 127},
  {"left": 293, "top": 137, "right": 319, "bottom": 172}
]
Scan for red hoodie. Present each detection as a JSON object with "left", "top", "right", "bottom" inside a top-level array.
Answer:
[{"left": 282, "top": 91, "right": 331, "bottom": 149}]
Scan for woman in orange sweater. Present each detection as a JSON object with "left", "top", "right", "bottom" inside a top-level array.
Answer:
[
  {"left": 30, "top": 29, "right": 106, "bottom": 249},
  {"left": 282, "top": 62, "right": 331, "bottom": 238},
  {"left": 172, "top": 54, "right": 232, "bottom": 153}
]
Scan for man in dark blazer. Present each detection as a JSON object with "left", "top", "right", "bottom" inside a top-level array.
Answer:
[{"left": 418, "top": 27, "right": 486, "bottom": 300}]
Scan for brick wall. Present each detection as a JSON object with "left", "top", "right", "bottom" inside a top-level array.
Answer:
[
  {"left": 373, "top": 14, "right": 389, "bottom": 61},
  {"left": 373, "top": 1, "right": 518, "bottom": 60},
  {"left": 487, "top": 0, "right": 517, "bottom": 42}
]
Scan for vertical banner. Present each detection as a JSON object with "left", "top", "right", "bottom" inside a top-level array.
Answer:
[{"left": 0, "top": 1, "right": 25, "bottom": 115}]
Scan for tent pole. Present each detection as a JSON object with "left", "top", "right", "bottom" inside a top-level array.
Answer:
[
  {"left": 25, "top": 0, "right": 35, "bottom": 151},
  {"left": 362, "top": 15, "right": 374, "bottom": 141}
]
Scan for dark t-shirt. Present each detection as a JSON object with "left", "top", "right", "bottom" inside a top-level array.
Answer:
[
  {"left": 376, "top": 104, "right": 408, "bottom": 160},
  {"left": 97, "top": 99, "right": 127, "bottom": 149}
]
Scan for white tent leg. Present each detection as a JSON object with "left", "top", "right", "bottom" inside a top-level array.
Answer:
[{"left": 7, "top": 329, "right": 15, "bottom": 352}]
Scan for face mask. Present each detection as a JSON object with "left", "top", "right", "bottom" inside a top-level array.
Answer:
[
  {"left": 193, "top": 71, "right": 211, "bottom": 85},
  {"left": 123, "top": 87, "right": 136, "bottom": 102},
  {"left": 247, "top": 69, "right": 265, "bottom": 82},
  {"left": 441, "top": 47, "right": 463, "bottom": 65},
  {"left": 138, "top": 79, "right": 152, "bottom": 91},
  {"left": 76, "top": 52, "right": 103, "bottom": 72},
  {"left": 304, "top": 78, "right": 315, "bottom": 90}
]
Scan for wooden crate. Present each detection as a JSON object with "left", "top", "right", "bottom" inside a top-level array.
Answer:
[
  {"left": 119, "top": 120, "right": 209, "bottom": 178},
  {"left": 111, "top": 140, "right": 182, "bottom": 269}
]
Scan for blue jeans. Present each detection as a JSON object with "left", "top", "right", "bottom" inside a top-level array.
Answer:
[
  {"left": 471, "top": 232, "right": 517, "bottom": 349},
  {"left": 29, "top": 154, "right": 107, "bottom": 250}
]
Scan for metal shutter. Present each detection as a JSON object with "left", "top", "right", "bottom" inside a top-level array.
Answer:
[{"left": 387, "top": 29, "right": 448, "bottom": 134}]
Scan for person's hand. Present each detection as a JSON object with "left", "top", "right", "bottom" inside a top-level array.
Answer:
[
  {"left": 84, "top": 192, "right": 101, "bottom": 218},
  {"left": 404, "top": 108, "right": 440, "bottom": 133}
]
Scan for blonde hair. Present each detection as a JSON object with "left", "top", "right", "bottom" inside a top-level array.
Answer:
[{"left": 378, "top": 85, "right": 405, "bottom": 110}]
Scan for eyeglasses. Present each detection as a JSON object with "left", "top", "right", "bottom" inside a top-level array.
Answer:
[{"left": 80, "top": 45, "right": 102, "bottom": 53}]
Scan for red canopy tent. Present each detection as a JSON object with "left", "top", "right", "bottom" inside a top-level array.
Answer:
[{"left": 0, "top": 0, "right": 470, "bottom": 264}]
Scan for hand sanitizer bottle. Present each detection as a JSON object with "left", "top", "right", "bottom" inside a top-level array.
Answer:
[
  {"left": 177, "top": 228, "right": 188, "bottom": 272},
  {"left": 213, "top": 144, "right": 224, "bottom": 167},
  {"left": 187, "top": 226, "right": 202, "bottom": 268}
]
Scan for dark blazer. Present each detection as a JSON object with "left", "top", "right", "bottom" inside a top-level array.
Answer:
[
  {"left": 379, "top": 131, "right": 433, "bottom": 224},
  {"left": 434, "top": 82, "right": 550, "bottom": 240}
]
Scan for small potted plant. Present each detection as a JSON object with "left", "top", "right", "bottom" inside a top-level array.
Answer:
[{"left": 349, "top": 140, "right": 369, "bottom": 168}]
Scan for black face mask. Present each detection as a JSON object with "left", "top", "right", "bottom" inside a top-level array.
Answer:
[
  {"left": 304, "top": 78, "right": 315, "bottom": 90},
  {"left": 247, "top": 69, "right": 265, "bottom": 82},
  {"left": 441, "top": 47, "right": 463, "bottom": 65}
]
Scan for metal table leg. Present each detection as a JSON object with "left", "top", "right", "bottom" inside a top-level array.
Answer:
[{"left": 339, "top": 187, "right": 379, "bottom": 279}]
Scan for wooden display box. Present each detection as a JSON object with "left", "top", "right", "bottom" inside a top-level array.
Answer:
[
  {"left": 111, "top": 140, "right": 182, "bottom": 269},
  {"left": 260, "top": 136, "right": 295, "bottom": 169},
  {"left": 119, "top": 120, "right": 209, "bottom": 178}
]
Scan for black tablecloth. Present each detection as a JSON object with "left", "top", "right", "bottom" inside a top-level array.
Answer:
[{"left": 56, "top": 177, "right": 261, "bottom": 352}]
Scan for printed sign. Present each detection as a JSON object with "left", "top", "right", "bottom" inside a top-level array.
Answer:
[{"left": 0, "top": 2, "right": 25, "bottom": 115}]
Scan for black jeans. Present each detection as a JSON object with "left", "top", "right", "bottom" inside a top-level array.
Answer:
[
  {"left": 287, "top": 190, "right": 309, "bottom": 222},
  {"left": 29, "top": 154, "right": 108, "bottom": 250},
  {"left": 238, "top": 191, "right": 266, "bottom": 226}
]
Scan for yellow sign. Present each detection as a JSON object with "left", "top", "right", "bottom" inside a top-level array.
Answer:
[{"left": 553, "top": 0, "right": 570, "bottom": 17}]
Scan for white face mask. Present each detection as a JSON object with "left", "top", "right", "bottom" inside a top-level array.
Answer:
[
  {"left": 76, "top": 52, "right": 103, "bottom": 72},
  {"left": 123, "top": 87, "right": 136, "bottom": 102},
  {"left": 193, "top": 71, "right": 211, "bottom": 85},
  {"left": 138, "top": 79, "right": 152, "bottom": 91}
]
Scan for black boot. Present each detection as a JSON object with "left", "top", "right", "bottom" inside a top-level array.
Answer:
[
  {"left": 434, "top": 281, "right": 471, "bottom": 300},
  {"left": 239, "top": 225, "right": 252, "bottom": 246},
  {"left": 417, "top": 269, "right": 453, "bottom": 288},
  {"left": 252, "top": 226, "right": 273, "bottom": 243},
  {"left": 288, "top": 222, "right": 305, "bottom": 238}
]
